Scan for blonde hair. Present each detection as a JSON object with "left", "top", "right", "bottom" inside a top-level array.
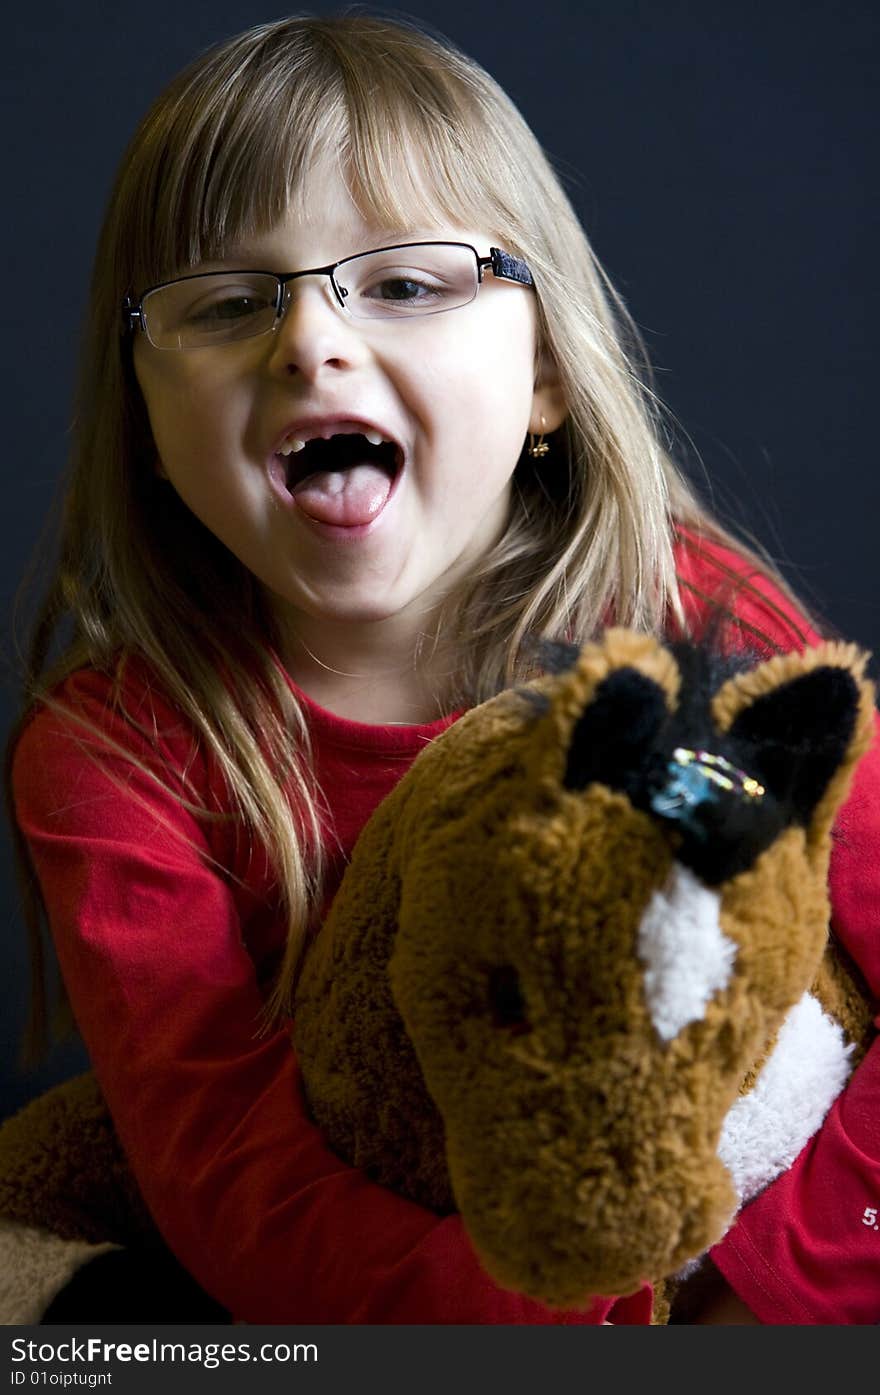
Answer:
[{"left": 7, "top": 12, "right": 822, "bottom": 1058}]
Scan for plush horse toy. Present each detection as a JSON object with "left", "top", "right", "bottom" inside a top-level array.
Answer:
[{"left": 0, "top": 629, "right": 875, "bottom": 1322}]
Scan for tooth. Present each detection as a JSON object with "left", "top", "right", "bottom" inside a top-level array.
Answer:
[
  {"left": 278, "top": 438, "right": 306, "bottom": 456},
  {"left": 364, "top": 431, "right": 383, "bottom": 446}
]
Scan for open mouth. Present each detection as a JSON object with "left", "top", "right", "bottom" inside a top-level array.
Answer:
[
  {"left": 279, "top": 431, "right": 402, "bottom": 492},
  {"left": 275, "top": 430, "right": 404, "bottom": 528}
]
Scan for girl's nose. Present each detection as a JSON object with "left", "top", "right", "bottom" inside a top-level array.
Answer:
[{"left": 265, "top": 279, "right": 368, "bottom": 380}]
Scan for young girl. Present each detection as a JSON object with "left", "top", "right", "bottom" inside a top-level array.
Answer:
[{"left": 7, "top": 13, "right": 879, "bottom": 1324}]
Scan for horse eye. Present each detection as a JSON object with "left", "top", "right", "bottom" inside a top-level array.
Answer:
[{"left": 488, "top": 965, "right": 531, "bottom": 1035}]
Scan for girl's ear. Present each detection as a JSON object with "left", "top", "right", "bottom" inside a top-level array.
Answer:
[{"left": 530, "top": 348, "right": 567, "bottom": 433}]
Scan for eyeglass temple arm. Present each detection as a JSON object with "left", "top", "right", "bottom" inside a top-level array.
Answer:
[
  {"left": 121, "top": 293, "right": 145, "bottom": 336},
  {"left": 483, "top": 248, "right": 534, "bottom": 287}
]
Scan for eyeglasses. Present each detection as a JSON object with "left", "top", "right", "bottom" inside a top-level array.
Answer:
[{"left": 122, "top": 241, "right": 535, "bottom": 351}]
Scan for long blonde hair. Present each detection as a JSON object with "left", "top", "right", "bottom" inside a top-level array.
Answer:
[{"left": 7, "top": 12, "right": 822, "bottom": 1057}]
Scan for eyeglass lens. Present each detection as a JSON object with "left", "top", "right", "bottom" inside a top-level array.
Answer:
[{"left": 142, "top": 244, "right": 480, "bottom": 349}]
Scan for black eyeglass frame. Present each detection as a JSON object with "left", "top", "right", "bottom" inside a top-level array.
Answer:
[{"left": 121, "top": 241, "right": 535, "bottom": 344}]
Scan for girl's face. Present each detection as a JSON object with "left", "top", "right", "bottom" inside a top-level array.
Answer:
[{"left": 133, "top": 163, "right": 566, "bottom": 648}]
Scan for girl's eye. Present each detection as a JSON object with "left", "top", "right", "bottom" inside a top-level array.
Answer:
[
  {"left": 359, "top": 274, "right": 447, "bottom": 308},
  {"left": 186, "top": 294, "right": 269, "bottom": 324}
]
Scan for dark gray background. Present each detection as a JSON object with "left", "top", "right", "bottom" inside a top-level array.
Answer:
[{"left": 2, "top": 0, "right": 877, "bottom": 1114}]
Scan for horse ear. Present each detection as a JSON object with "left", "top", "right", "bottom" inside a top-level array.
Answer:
[
  {"left": 711, "top": 642, "right": 876, "bottom": 841},
  {"left": 561, "top": 631, "right": 682, "bottom": 792},
  {"left": 564, "top": 666, "right": 673, "bottom": 792}
]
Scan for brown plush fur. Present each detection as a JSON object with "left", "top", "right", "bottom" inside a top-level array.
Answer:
[
  {"left": 294, "top": 631, "right": 876, "bottom": 1308},
  {"left": 0, "top": 630, "right": 875, "bottom": 1322},
  {"left": 0, "top": 1072, "right": 151, "bottom": 1247}
]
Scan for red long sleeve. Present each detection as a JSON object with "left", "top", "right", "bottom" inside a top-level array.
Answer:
[
  {"left": 708, "top": 712, "right": 880, "bottom": 1322},
  {"left": 11, "top": 667, "right": 635, "bottom": 1324},
  {"left": 676, "top": 527, "right": 880, "bottom": 1323}
]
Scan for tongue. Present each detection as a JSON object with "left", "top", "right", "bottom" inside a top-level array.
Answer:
[{"left": 291, "top": 463, "right": 393, "bottom": 526}]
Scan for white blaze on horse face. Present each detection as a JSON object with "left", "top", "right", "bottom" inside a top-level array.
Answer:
[{"left": 637, "top": 862, "right": 737, "bottom": 1042}]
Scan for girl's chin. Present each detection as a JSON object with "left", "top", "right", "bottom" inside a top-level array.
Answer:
[{"left": 270, "top": 584, "right": 437, "bottom": 632}]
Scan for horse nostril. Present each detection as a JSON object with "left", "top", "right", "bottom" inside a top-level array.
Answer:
[{"left": 488, "top": 965, "right": 531, "bottom": 1035}]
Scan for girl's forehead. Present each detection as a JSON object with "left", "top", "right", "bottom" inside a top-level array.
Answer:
[
  {"left": 149, "top": 143, "right": 506, "bottom": 285},
  {"left": 202, "top": 163, "right": 491, "bottom": 269}
]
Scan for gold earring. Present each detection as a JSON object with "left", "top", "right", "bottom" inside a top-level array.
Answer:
[{"left": 527, "top": 415, "right": 550, "bottom": 458}]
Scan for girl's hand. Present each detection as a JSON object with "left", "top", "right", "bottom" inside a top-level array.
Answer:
[
  {"left": 669, "top": 1259, "right": 760, "bottom": 1324},
  {"left": 689, "top": 1280, "right": 760, "bottom": 1325}
]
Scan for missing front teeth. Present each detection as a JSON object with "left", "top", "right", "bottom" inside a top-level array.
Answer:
[{"left": 284, "top": 432, "right": 399, "bottom": 489}]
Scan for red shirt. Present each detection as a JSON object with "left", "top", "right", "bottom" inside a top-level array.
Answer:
[{"left": 10, "top": 529, "right": 880, "bottom": 1323}]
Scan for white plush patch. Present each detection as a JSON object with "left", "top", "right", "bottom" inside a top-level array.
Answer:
[
  {"left": 0, "top": 1218, "right": 119, "bottom": 1323},
  {"left": 718, "top": 991, "right": 854, "bottom": 1205},
  {"left": 638, "top": 862, "right": 736, "bottom": 1041}
]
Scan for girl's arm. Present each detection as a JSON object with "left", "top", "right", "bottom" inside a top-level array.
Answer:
[
  {"left": 11, "top": 669, "right": 648, "bottom": 1325},
  {"left": 705, "top": 711, "right": 880, "bottom": 1324},
  {"left": 676, "top": 531, "right": 880, "bottom": 1324}
]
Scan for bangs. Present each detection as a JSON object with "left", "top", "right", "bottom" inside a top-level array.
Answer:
[
  {"left": 342, "top": 94, "right": 518, "bottom": 247},
  {"left": 331, "top": 35, "right": 523, "bottom": 246},
  {"left": 120, "top": 16, "right": 532, "bottom": 295}
]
